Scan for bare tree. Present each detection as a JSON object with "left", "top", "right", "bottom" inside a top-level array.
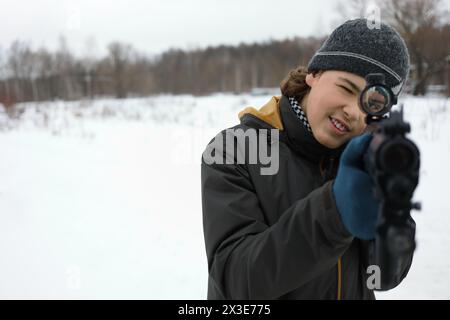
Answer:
[
  {"left": 36, "top": 48, "right": 55, "bottom": 101},
  {"left": 333, "top": 0, "right": 374, "bottom": 25},
  {"left": 7, "top": 41, "right": 31, "bottom": 102},
  {"left": 82, "top": 37, "right": 98, "bottom": 99},
  {"left": 54, "top": 36, "right": 77, "bottom": 100},
  {"left": 380, "top": 0, "right": 450, "bottom": 95},
  {"left": 0, "top": 46, "right": 13, "bottom": 107},
  {"left": 108, "top": 42, "right": 134, "bottom": 99}
]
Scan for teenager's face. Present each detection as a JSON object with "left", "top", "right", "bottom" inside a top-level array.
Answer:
[{"left": 303, "top": 70, "right": 367, "bottom": 149}]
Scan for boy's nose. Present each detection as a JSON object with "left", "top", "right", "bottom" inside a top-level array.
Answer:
[{"left": 343, "top": 101, "right": 364, "bottom": 124}]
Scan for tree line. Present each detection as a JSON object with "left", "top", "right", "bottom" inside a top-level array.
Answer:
[
  {"left": 0, "top": 0, "right": 449, "bottom": 105},
  {"left": 0, "top": 36, "right": 326, "bottom": 104}
]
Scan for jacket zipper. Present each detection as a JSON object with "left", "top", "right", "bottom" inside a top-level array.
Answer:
[
  {"left": 319, "top": 156, "right": 336, "bottom": 183},
  {"left": 320, "top": 156, "right": 343, "bottom": 300},
  {"left": 337, "top": 258, "right": 343, "bottom": 300}
]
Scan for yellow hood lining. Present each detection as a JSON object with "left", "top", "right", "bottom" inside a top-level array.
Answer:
[{"left": 238, "top": 96, "right": 284, "bottom": 130}]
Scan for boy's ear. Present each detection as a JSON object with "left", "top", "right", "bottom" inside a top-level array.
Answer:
[{"left": 305, "top": 72, "right": 320, "bottom": 87}]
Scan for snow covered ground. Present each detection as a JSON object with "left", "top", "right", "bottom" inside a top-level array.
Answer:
[{"left": 0, "top": 93, "right": 449, "bottom": 299}]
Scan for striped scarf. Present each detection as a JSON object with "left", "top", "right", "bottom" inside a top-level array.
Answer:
[{"left": 288, "top": 96, "right": 312, "bottom": 134}]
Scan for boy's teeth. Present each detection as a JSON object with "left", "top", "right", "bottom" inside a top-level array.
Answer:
[{"left": 331, "top": 118, "right": 347, "bottom": 131}]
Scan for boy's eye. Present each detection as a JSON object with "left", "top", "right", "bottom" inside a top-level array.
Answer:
[{"left": 338, "top": 85, "right": 353, "bottom": 94}]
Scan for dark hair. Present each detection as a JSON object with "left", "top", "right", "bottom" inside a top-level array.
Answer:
[{"left": 280, "top": 66, "right": 322, "bottom": 101}]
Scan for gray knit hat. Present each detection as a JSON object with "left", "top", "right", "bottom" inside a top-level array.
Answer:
[{"left": 307, "top": 18, "right": 410, "bottom": 96}]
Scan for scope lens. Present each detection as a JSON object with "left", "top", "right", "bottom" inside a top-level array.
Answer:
[{"left": 361, "top": 85, "right": 391, "bottom": 114}]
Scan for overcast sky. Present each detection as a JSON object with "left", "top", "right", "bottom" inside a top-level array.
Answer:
[
  {"left": 0, "top": 0, "right": 346, "bottom": 57},
  {"left": 1, "top": 0, "right": 449, "bottom": 58}
]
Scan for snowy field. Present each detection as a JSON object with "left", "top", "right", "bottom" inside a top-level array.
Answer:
[{"left": 0, "top": 93, "right": 449, "bottom": 299}]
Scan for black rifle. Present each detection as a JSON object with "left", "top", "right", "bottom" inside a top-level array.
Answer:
[{"left": 359, "top": 74, "right": 421, "bottom": 289}]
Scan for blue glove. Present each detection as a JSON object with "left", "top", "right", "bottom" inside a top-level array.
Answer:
[{"left": 332, "top": 134, "right": 379, "bottom": 240}]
